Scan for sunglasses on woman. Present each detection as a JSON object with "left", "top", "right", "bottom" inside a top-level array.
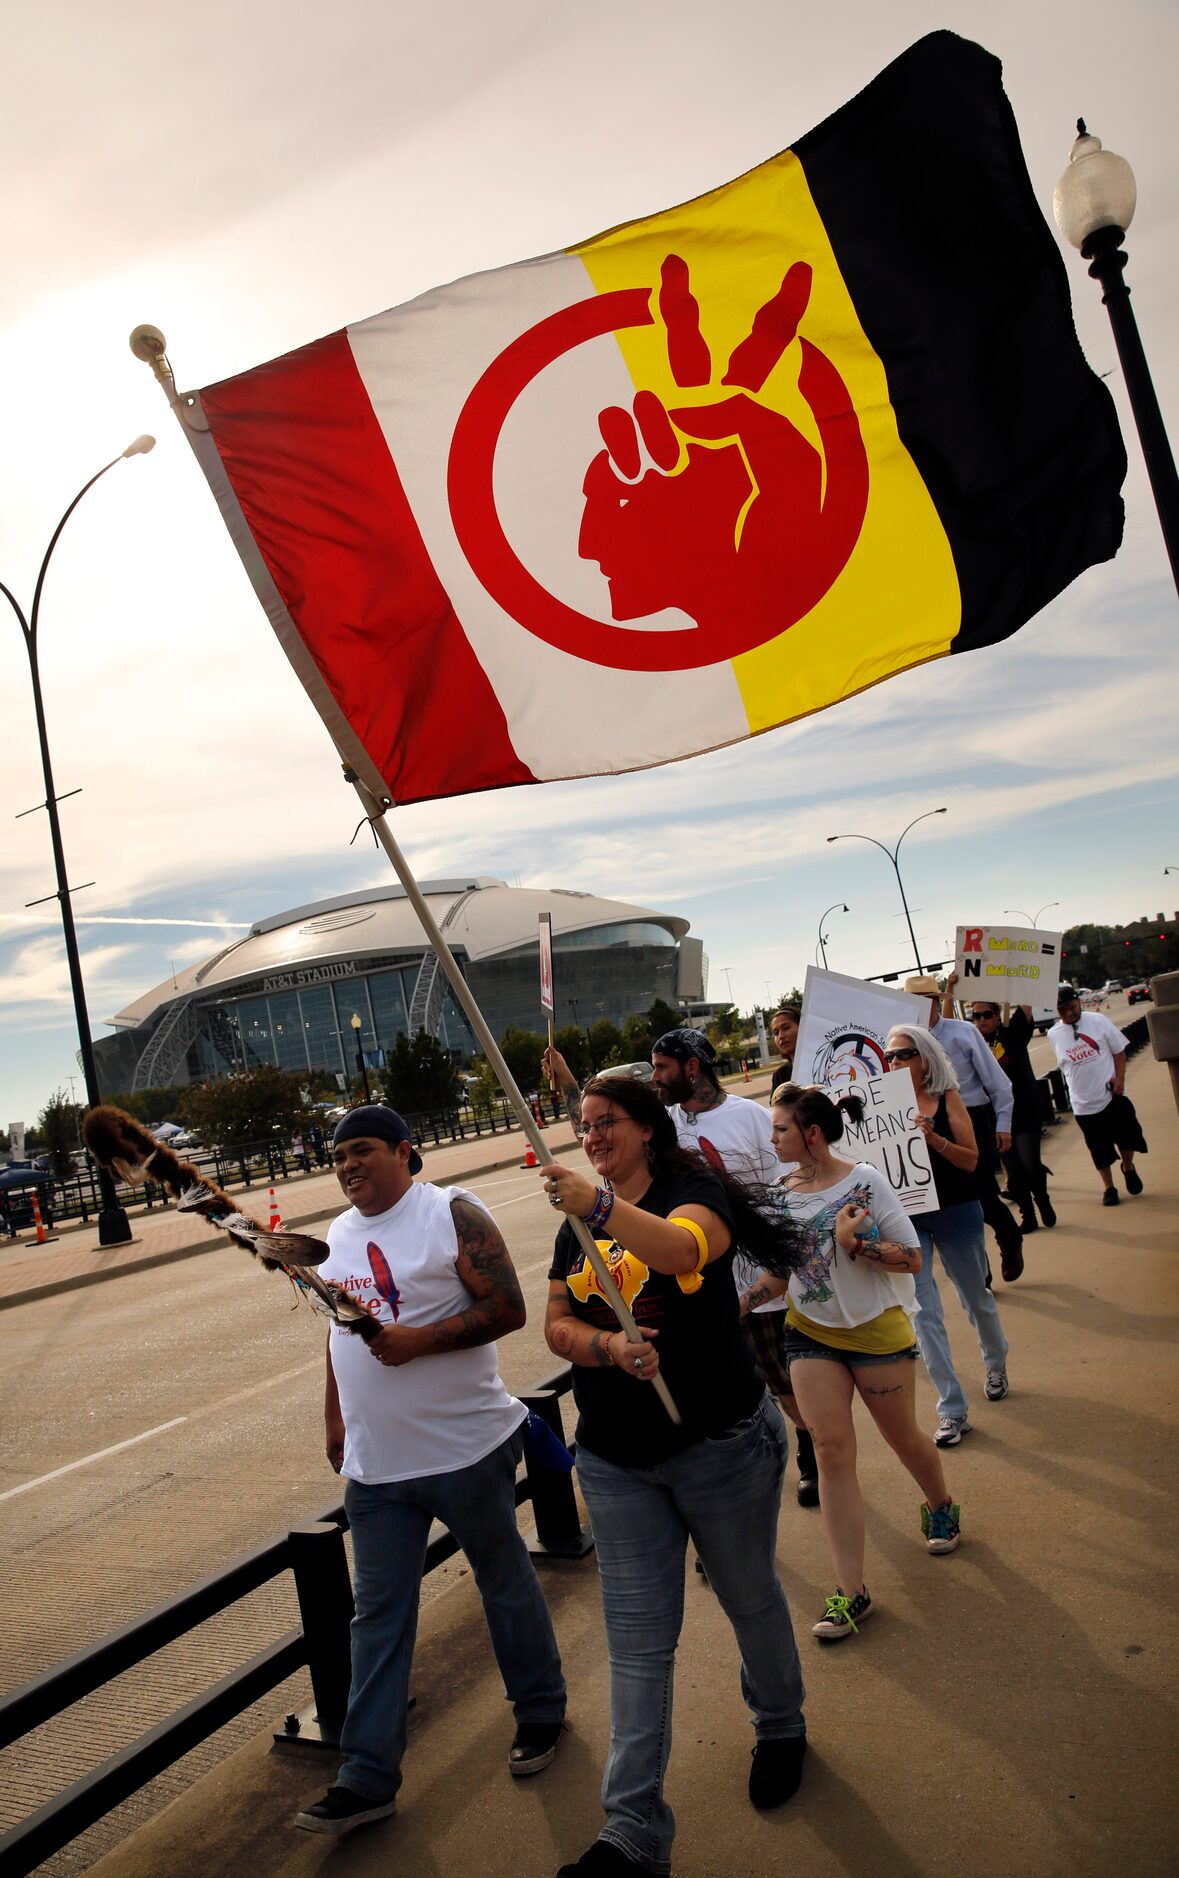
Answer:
[{"left": 884, "top": 1047, "right": 918, "bottom": 1063}]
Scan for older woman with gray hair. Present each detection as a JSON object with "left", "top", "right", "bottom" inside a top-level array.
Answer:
[{"left": 885, "top": 1024, "right": 1012, "bottom": 1449}]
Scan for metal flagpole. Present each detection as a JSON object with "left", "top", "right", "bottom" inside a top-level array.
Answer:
[
  {"left": 346, "top": 768, "right": 681, "bottom": 1424},
  {"left": 129, "top": 323, "right": 679, "bottom": 1423}
]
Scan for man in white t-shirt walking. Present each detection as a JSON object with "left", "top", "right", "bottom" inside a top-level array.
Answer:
[
  {"left": 295, "top": 1107, "right": 565, "bottom": 1837},
  {"left": 648, "top": 1028, "right": 820, "bottom": 1508},
  {"left": 1048, "top": 987, "right": 1147, "bottom": 1206}
]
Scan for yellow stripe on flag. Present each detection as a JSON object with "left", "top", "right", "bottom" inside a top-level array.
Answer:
[{"left": 573, "top": 150, "right": 960, "bottom": 730}]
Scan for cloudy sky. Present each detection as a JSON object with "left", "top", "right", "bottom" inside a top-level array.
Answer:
[{"left": 2, "top": 0, "right": 1176, "bottom": 1125}]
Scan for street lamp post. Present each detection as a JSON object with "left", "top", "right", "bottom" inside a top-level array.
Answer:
[
  {"left": 1053, "top": 123, "right": 1179, "bottom": 597},
  {"left": 568, "top": 997, "right": 595, "bottom": 1071},
  {"left": 350, "top": 1012, "right": 371, "bottom": 1102},
  {"left": 817, "top": 902, "right": 849, "bottom": 970},
  {"left": 826, "top": 810, "right": 947, "bottom": 973},
  {"left": 2, "top": 438, "right": 155, "bottom": 1246},
  {"left": 1003, "top": 902, "right": 1060, "bottom": 929}
]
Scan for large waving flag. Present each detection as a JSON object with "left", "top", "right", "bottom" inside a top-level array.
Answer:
[{"left": 189, "top": 31, "right": 1124, "bottom": 807}]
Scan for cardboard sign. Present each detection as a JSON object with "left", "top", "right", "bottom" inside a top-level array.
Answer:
[
  {"left": 538, "top": 913, "right": 554, "bottom": 1016},
  {"left": 955, "top": 925, "right": 1063, "bottom": 1003},
  {"left": 794, "top": 966, "right": 930, "bottom": 1088},
  {"left": 818, "top": 1067, "right": 940, "bottom": 1215}
]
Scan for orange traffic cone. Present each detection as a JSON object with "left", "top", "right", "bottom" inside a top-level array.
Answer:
[
  {"left": 30, "top": 1191, "right": 57, "bottom": 1245},
  {"left": 520, "top": 1142, "right": 538, "bottom": 1170},
  {"left": 268, "top": 1186, "right": 283, "bottom": 1231},
  {"left": 742, "top": 1061, "right": 750, "bottom": 1082}
]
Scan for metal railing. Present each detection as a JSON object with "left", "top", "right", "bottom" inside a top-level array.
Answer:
[{"left": 0, "top": 1365, "right": 584, "bottom": 1876}]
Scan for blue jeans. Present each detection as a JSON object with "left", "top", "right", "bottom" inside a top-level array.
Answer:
[
  {"left": 575, "top": 1394, "right": 805, "bottom": 1873},
  {"left": 913, "top": 1201, "right": 1010, "bottom": 1422},
  {"left": 338, "top": 1427, "right": 566, "bottom": 1802}
]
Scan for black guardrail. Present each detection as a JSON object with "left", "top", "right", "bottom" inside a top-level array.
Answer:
[{"left": 0, "top": 1365, "right": 583, "bottom": 1877}]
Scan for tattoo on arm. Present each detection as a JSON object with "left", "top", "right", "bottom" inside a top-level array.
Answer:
[
  {"left": 561, "top": 1084, "right": 583, "bottom": 1130},
  {"left": 427, "top": 1196, "right": 526, "bottom": 1351},
  {"left": 589, "top": 1328, "right": 614, "bottom": 1367},
  {"left": 549, "top": 1317, "right": 573, "bottom": 1355},
  {"left": 741, "top": 1281, "right": 776, "bottom": 1313},
  {"left": 855, "top": 1238, "right": 918, "bottom": 1271}
]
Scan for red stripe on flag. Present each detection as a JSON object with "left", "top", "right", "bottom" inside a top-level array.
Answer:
[{"left": 201, "top": 331, "right": 536, "bottom": 805}]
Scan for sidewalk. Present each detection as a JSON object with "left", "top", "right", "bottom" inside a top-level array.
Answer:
[
  {"left": 0, "top": 1066, "right": 780, "bottom": 1311},
  {"left": 88, "top": 1053, "right": 1177, "bottom": 1877}
]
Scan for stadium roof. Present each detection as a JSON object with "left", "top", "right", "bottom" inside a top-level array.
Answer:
[{"left": 109, "top": 879, "right": 689, "bottom": 1030}]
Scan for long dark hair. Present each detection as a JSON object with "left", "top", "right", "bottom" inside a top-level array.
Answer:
[
  {"left": 581, "top": 1075, "right": 803, "bottom": 1276},
  {"left": 769, "top": 1082, "right": 865, "bottom": 1141}
]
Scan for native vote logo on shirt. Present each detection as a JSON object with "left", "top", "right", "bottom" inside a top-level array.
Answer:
[
  {"left": 367, "top": 1243, "right": 401, "bottom": 1319},
  {"left": 567, "top": 1239, "right": 649, "bottom": 1311}
]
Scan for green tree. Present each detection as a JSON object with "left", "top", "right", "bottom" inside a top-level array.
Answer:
[
  {"left": 380, "top": 1030, "right": 461, "bottom": 1114},
  {"left": 179, "top": 1067, "right": 310, "bottom": 1147},
  {"left": 647, "top": 997, "right": 682, "bottom": 1040},
  {"left": 553, "top": 1024, "right": 590, "bottom": 1081},
  {"left": 36, "top": 1090, "right": 83, "bottom": 1178},
  {"left": 498, "top": 1026, "right": 547, "bottom": 1093},
  {"left": 775, "top": 987, "right": 804, "bottom": 1010},
  {"left": 620, "top": 1013, "right": 654, "bottom": 1061},
  {"left": 466, "top": 1057, "right": 505, "bottom": 1119},
  {"left": 105, "top": 1085, "right": 189, "bottom": 1125},
  {"left": 588, "top": 1018, "right": 623, "bottom": 1068}
]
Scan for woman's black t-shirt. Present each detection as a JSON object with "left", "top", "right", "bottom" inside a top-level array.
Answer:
[
  {"left": 547, "top": 1166, "right": 763, "bottom": 1467},
  {"left": 913, "top": 1094, "right": 978, "bottom": 1214}
]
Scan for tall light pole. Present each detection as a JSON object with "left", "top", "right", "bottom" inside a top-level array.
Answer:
[
  {"left": 817, "top": 902, "right": 849, "bottom": 970},
  {"left": 826, "top": 809, "right": 947, "bottom": 973},
  {"left": 722, "top": 966, "right": 735, "bottom": 1007},
  {"left": 1054, "top": 123, "right": 1179, "bottom": 597},
  {"left": 350, "top": 1012, "right": 371, "bottom": 1102},
  {"left": 3, "top": 438, "right": 155, "bottom": 1245},
  {"left": 1003, "top": 902, "right": 1060, "bottom": 929}
]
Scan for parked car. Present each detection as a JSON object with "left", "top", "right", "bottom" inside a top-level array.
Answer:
[
  {"left": 1127, "top": 983, "right": 1152, "bottom": 1005},
  {"left": 597, "top": 1061, "right": 654, "bottom": 1083},
  {"left": 1031, "top": 1005, "right": 1057, "bottom": 1034},
  {"left": 1103, "top": 979, "right": 1123, "bottom": 994}
]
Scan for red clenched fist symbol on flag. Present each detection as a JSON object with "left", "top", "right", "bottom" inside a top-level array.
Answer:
[
  {"left": 579, "top": 256, "right": 867, "bottom": 655},
  {"left": 448, "top": 253, "right": 869, "bottom": 672}
]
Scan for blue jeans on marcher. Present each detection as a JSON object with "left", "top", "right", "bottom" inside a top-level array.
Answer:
[
  {"left": 574, "top": 1393, "right": 805, "bottom": 1874},
  {"left": 338, "top": 1425, "right": 566, "bottom": 1802},
  {"left": 913, "top": 1201, "right": 1010, "bottom": 1422}
]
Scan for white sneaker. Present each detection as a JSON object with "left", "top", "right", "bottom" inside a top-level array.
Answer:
[
  {"left": 934, "top": 1414, "right": 971, "bottom": 1448},
  {"left": 985, "top": 1367, "right": 1009, "bottom": 1401}
]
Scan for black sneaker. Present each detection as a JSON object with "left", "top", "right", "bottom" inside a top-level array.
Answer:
[
  {"left": 1124, "top": 1165, "right": 1143, "bottom": 1195},
  {"left": 294, "top": 1784, "right": 396, "bottom": 1835},
  {"left": 1103, "top": 1187, "right": 1120, "bottom": 1207},
  {"left": 510, "top": 1719, "right": 564, "bottom": 1777},
  {"left": 794, "top": 1427, "right": 819, "bottom": 1508},
  {"left": 748, "top": 1733, "right": 807, "bottom": 1808},
  {"left": 812, "top": 1587, "right": 873, "bottom": 1641},
  {"left": 556, "top": 1841, "right": 646, "bottom": 1875}
]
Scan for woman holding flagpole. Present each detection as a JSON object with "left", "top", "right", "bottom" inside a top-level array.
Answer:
[{"left": 541, "top": 1074, "right": 806, "bottom": 1877}]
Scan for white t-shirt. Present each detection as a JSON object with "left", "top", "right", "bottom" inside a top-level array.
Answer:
[
  {"left": 1048, "top": 1011, "right": 1129, "bottom": 1116},
  {"left": 668, "top": 1093, "right": 784, "bottom": 1309},
  {"left": 779, "top": 1162, "right": 919, "bottom": 1331},
  {"left": 320, "top": 1181, "right": 525, "bottom": 1484}
]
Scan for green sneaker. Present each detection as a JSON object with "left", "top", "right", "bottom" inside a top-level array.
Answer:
[{"left": 921, "top": 1500, "right": 961, "bottom": 1554}]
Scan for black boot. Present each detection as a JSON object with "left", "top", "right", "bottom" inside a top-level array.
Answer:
[
  {"left": 1018, "top": 1208, "right": 1039, "bottom": 1234},
  {"left": 1034, "top": 1181, "right": 1056, "bottom": 1228},
  {"left": 794, "top": 1426, "right": 819, "bottom": 1507}
]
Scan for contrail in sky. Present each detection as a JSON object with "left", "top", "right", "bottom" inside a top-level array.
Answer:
[{"left": 0, "top": 914, "right": 250, "bottom": 928}]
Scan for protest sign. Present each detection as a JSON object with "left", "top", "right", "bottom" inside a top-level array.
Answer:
[
  {"left": 955, "top": 925, "right": 1062, "bottom": 1003},
  {"left": 818, "top": 1067, "right": 939, "bottom": 1214},
  {"left": 794, "top": 966, "right": 929, "bottom": 1088}
]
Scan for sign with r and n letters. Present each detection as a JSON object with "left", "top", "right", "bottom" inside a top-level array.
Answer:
[{"left": 954, "top": 925, "right": 1063, "bottom": 1003}]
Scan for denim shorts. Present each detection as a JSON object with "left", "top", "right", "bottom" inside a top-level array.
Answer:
[{"left": 783, "top": 1323, "right": 918, "bottom": 1371}]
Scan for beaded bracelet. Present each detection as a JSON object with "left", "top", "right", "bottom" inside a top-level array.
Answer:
[{"left": 581, "top": 1185, "right": 615, "bottom": 1234}]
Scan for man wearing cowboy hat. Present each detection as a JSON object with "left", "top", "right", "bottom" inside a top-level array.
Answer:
[
  {"left": 295, "top": 1105, "right": 565, "bottom": 1837},
  {"left": 903, "top": 976, "right": 1024, "bottom": 1283}
]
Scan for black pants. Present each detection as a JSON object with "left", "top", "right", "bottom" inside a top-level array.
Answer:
[
  {"left": 967, "top": 1103, "right": 1023, "bottom": 1256},
  {"left": 1002, "top": 1114, "right": 1049, "bottom": 1212}
]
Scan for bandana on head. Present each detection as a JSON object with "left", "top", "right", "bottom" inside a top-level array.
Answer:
[{"left": 652, "top": 1028, "right": 717, "bottom": 1066}]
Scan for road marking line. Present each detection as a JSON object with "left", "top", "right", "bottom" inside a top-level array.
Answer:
[
  {"left": 0, "top": 1418, "right": 188, "bottom": 1501},
  {"left": 193, "top": 1361, "right": 322, "bottom": 1418}
]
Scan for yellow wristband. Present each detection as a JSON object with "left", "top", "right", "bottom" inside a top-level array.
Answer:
[{"left": 669, "top": 1215, "right": 710, "bottom": 1295}]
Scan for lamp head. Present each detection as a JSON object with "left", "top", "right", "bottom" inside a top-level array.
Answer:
[
  {"left": 1053, "top": 122, "right": 1136, "bottom": 250},
  {"left": 350, "top": 1012, "right": 362, "bottom": 1030},
  {"left": 129, "top": 324, "right": 167, "bottom": 362},
  {"left": 122, "top": 435, "right": 155, "bottom": 458}
]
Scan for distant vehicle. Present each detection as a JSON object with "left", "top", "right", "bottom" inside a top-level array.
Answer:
[
  {"left": 1031, "top": 1005, "right": 1057, "bottom": 1034},
  {"left": 1127, "top": 983, "right": 1151, "bottom": 1005},
  {"left": 1103, "top": 979, "right": 1123, "bottom": 994},
  {"left": 171, "top": 1131, "right": 203, "bottom": 1150},
  {"left": 597, "top": 1061, "right": 654, "bottom": 1083}
]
